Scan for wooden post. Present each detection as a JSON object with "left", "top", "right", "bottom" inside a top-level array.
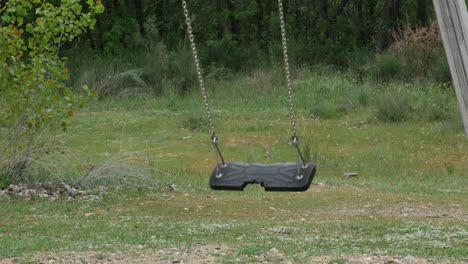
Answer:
[{"left": 433, "top": 0, "right": 468, "bottom": 139}]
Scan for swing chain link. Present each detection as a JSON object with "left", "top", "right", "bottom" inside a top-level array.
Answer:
[
  {"left": 277, "top": 0, "right": 298, "bottom": 140},
  {"left": 278, "top": 0, "right": 307, "bottom": 167},
  {"left": 182, "top": 0, "right": 216, "bottom": 138},
  {"left": 182, "top": 0, "right": 306, "bottom": 167}
]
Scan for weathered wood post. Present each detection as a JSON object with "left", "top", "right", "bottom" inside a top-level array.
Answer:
[{"left": 433, "top": 0, "right": 468, "bottom": 139}]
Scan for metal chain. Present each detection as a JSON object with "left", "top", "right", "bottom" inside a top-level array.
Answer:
[
  {"left": 182, "top": 0, "right": 216, "bottom": 138},
  {"left": 277, "top": 0, "right": 298, "bottom": 139}
]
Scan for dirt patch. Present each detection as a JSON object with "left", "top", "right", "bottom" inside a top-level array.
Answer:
[
  {"left": 2, "top": 248, "right": 466, "bottom": 264},
  {"left": 309, "top": 255, "right": 468, "bottom": 264},
  {"left": 0, "top": 245, "right": 229, "bottom": 264}
]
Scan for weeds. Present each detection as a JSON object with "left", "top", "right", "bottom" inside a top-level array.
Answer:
[
  {"left": 181, "top": 114, "right": 209, "bottom": 132},
  {"left": 430, "top": 53, "right": 452, "bottom": 84},
  {"left": 67, "top": 43, "right": 198, "bottom": 97},
  {"left": 369, "top": 54, "right": 404, "bottom": 81},
  {"left": 76, "top": 155, "right": 165, "bottom": 190},
  {"left": 311, "top": 101, "right": 354, "bottom": 119},
  {"left": 389, "top": 22, "right": 443, "bottom": 79},
  {"left": 354, "top": 86, "right": 370, "bottom": 107},
  {"left": 375, "top": 93, "right": 412, "bottom": 122}
]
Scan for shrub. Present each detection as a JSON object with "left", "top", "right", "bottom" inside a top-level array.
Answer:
[
  {"left": 67, "top": 43, "right": 198, "bottom": 97},
  {"left": 0, "top": 0, "right": 103, "bottom": 183},
  {"left": 167, "top": 48, "right": 198, "bottom": 95},
  {"left": 346, "top": 49, "right": 373, "bottom": 71},
  {"left": 354, "top": 87, "right": 370, "bottom": 107},
  {"left": 430, "top": 53, "right": 452, "bottom": 84},
  {"left": 388, "top": 23, "right": 443, "bottom": 79},
  {"left": 97, "top": 69, "right": 149, "bottom": 97},
  {"left": 369, "top": 54, "right": 404, "bottom": 81},
  {"left": 440, "top": 115, "right": 465, "bottom": 135},
  {"left": 201, "top": 39, "right": 263, "bottom": 71},
  {"left": 374, "top": 92, "right": 413, "bottom": 122},
  {"left": 141, "top": 42, "right": 170, "bottom": 95},
  {"left": 311, "top": 101, "right": 354, "bottom": 119},
  {"left": 417, "top": 83, "right": 453, "bottom": 121},
  {"left": 181, "top": 114, "right": 208, "bottom": 132}
]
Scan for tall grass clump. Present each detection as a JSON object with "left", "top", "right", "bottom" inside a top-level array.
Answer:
[
  {"left": 202, "top": 39, "right": 265, "bottom": 71},
  {"left": 367, "top": 23, "right": 445, "bottom": 82},
  {"left": 368, "top": 54, "right": 404, "bottom": 81},
  {"left": 414, "top": 82, "right": 454, "bottom": 122},
  {"left": 430, "top": 53, "right": 452, "bottom": 84},
  {"left": 67, "top": 42, "right": 198, "bottom": 98},
  {"left": 25, "top": 148, "right": 169, "bottom": 191},
  {"left": 354, "top": 86, "right": 370, "bottom": 107},
  {"left": 311, "top": 101, "right": 355, "bottom": 119},
  {"left": 373, "top": 82, "right": 455, "bottom": 123},
  {"left": 374, "top": 86, "right": 413, "bottom": 123},
  {"left": 181, "top": 113, "right": 209, "bottom": 132}
]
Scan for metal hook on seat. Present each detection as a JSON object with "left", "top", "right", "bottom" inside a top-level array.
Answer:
[
  {"left": 212, "top": 136, "right": 226, "bottom": 166},
  {"left": 291, "top": 136, "right": 307, "bottom": 168}
]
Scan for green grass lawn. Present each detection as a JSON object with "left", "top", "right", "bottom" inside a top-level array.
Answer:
[{"left": 1, "top": 72, "right": 467, "bottom": 263}]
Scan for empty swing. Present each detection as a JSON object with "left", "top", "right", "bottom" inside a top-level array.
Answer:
[{"left": 182, "top": 0, "right": 316, "bottom": 192}]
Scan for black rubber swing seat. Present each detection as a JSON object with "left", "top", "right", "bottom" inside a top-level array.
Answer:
[{"left": 209, "top": 162, "right": 316, "bottom": 192}]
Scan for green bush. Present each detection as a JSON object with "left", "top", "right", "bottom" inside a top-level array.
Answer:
[
  {"left": 0, "top": 0, "right": 103, "bottom": 183},
  {"left": 369, "top": 54, "right": 404, "bottom": 81},
  {"left": 440, "top": 115, "right": 465, "bottom": 134},
  {"left": 181, "top": 114, "right": 208, "bottom": 132},
  {"left": 167, "top": 48, "right": 198, "bottom": 95},
  {"left": 311, "top": 101, "right": 355, "bottom": 119},
  {"left": 430, "top": 54, "right": 452, "bottom": 84},
  {"left": 389, "top": 24, "right": 442, "bottom": 80},
  {"left": 201, "top": 39, "right": 263, "bottom": 71},
  {"left": 374, "top": 92, "right": 413, "bottom": 122},
  {"left": 354, "top": 87, "right": 370, "bottom": 107},
  {"left": 140, "top": 43, "right": 170, "bottom": 95},
  {"left": 67, "top": 43, "right": 199, "bottom": 97},
  {"left": 419, "top": 93, "right": 451, "bottom": 122},
  {"left": 346, "top": 49, "right": 373, "bottom": 71}
]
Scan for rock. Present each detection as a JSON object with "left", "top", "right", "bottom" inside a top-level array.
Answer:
[
  {"left": 84, "top": 212, "right": 95, "bottom": 217},
  {"left": 268, "top": 248, "right": 279, "bottom": 255},
  {"left": 401, "top": 256, "right": 416, "bottom": 262},
  {"left": 384, "top": 259, "right": 399, "bottom": 264},
  {"left": 343, "top": 172, "right": 359, "bottom": 179},
  {"left": 168, "top": 184, "right": 178, "bottom": 192}
]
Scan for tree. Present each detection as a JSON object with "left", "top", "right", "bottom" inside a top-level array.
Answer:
[{"left": 0, "top": 0, "right": 104, "bottom": 184}]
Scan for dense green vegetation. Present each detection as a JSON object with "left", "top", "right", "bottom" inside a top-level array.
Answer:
[
  {"left": 0, "top": 0, "right": 103, "bottom": 187},
  {"left": 75, "top": 0, "right": 436, "bottom": 66},
  {"left": 63, "top": 0, "right": 452, "bottom": 98}
]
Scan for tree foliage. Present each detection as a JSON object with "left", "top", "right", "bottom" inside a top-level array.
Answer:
[
  {"left": 80, "top": 0, "right": 435, "bottom": 68},
  {"left": 0, "top": 0, "right": 103, "bottom": 130},
  {"left": 0, "top": 0, "right": 103, "bottom": 183}
]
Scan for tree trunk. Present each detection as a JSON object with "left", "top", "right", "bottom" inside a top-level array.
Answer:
[
  {"left": 320, "top": 0, "right": 331, "bottom": 39},
  {"left": 134, "top": 0, "right": 146, "bottom": 37},
  {"left": 389, "top": 0, "right": 402, "bottom": 31},
  {"left": 257, "top": 0, "right": 266, "bottom": 49},
  {"left": 416, "top": 0, "right": 429, "bottom": 26},
  {"left": 226, "top": 0, "right": 240, "bottom": 41}
]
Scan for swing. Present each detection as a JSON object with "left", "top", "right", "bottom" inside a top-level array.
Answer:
[{"left": 182, "top": 0, "right": 316, "bottom": 191}]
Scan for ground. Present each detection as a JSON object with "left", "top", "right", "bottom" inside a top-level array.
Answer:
[{"left": 1, "top": 73, "right": 467, "bottom": 263}]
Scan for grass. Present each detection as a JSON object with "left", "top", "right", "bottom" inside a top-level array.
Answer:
[{"left": 1, "top": 70, "right": 467, "bottom": 262}]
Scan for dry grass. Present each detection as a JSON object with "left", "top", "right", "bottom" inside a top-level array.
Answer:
[{"left": 389, "top": 22, "right": 443, "bottom": 79}]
